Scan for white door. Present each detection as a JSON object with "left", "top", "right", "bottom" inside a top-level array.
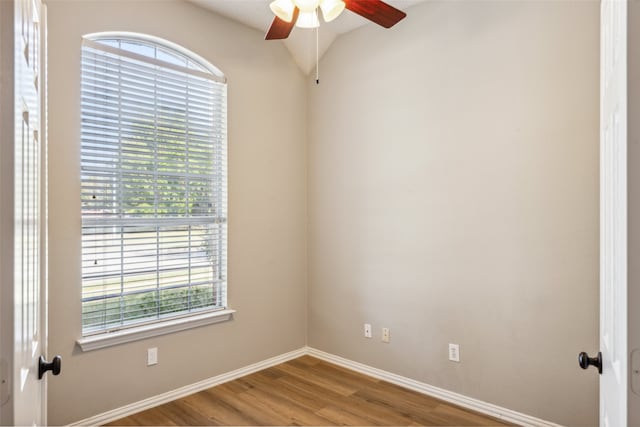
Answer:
[
  {"left": 599, "top": 0, "right": 627, "bottom": 425},
  {"left": 0, "top": 0, "right": 48, "bottom": 425}
]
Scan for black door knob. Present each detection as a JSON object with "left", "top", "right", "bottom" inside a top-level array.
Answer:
[
  {"left": 578, "top": 351, "right": 602, "bottom": 374},
  {"left": 38, "top": 355, "right": 62, "bottom": 379}
]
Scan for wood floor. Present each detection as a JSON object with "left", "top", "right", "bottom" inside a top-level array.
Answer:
[{"left": 106, "top": 356, "right": 513, "bottom": 426}]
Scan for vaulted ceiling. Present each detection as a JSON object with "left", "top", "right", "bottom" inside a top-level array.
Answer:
[{"left": 189, "top": 0, "right": 424, "bottom": 74}]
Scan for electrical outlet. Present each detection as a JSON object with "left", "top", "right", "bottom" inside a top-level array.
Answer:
[
  {"left": 449, "top": 343, "right": 460, "bottom": 362},
  {"left": 147, "top": 347, "right": 158, "bottom": 366},
  {"left": 364, "top": 323, "right": 372, "bottom": 338},
  {"left": 382, "top": 327, "right": 390, "bottom": 343}
]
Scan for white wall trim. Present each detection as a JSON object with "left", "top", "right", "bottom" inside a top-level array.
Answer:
[
  {"left": 305, "top": 347, "right": 563, "bottom": 427},
  {"left": 76, "top": 309, "right": 236, "bottom": 352},
  {"left": 69, "top": 346, "right": 563, "bottom": 427},
  {"left": 67, "top": 347, "right": 306, "bottom": 426}
]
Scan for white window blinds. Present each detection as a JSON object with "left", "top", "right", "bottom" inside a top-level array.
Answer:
[{"left": 80, "top": 37, "right": 227, "bottom": 335}]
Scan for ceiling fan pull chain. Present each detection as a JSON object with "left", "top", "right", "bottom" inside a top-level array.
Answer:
[{"left": 316, "top": 15, "right": 320, "bottom": 85}]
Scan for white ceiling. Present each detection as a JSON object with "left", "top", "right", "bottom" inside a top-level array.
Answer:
[{"left": 189, "top": 0, "right": 425, "bottom": 74}]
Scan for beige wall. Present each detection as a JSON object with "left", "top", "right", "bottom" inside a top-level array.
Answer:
[
  {"left": 307, "top": 1, "right": 600, "bottom": 426},
  {"left": 46, "top": 0, "right": 603, "bottom": 425},
  {"left": 45, "top": 1, "right": 307, "bottom": 424}
]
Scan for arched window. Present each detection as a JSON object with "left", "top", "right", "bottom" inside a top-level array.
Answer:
[{"left": 79, "top": 34, "right": 228, "bottom": 338}]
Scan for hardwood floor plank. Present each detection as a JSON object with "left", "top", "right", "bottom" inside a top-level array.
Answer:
[
  {"left": 337, "top": 392, "right": 427, "bottom": 425},
  {"left": 302, "top": 360, "right": 383, "bottom": 392},
  {"left": 215, "top": 377, "right": 254, "bottom": 394},
  {"left": 244, "top": 385, "right": 336, "bottom": 426},
  {"left": 350, "top": 379, "right": 446, "bottom": 424},
  {"left": 315, "top": 404, "right": 384, "bottom": 426},
  {"left": 431, "top": 403, "right": 510, "bottom": 426},
  {"left": 161, "top": 401, "right": 212, "bottom": 425},
  {"left": 351, "top": 388, "right": 443, "bottom": 425},
  {"left": 106, "top": 356, "right": 515, "bottom": 426},
  {"left": 180, "top": 390, "right": 259, "bottom": 426},
  {"left": 314, "top": 360, "right": 380, "bottom": 384},
  {"left": 274, "top": 370, "right": 362, "bottom": 409},
  {"left": 241, "top": 371, "right": 328, "bottom": 412},
  {"left": 292, "top": 354, "right": 323, "bottom": 367},
  {"left": 105, "top": 415, "right": 151, "bottom": 426},
  {"left": 356, "top": 379, "right": 443, "bottom": 409},
  {"left": 271, "top": 361, "right": 359, "bottom": 396},
  {"left": 203, "top": 387, "right": 289, "bottom": 426}
]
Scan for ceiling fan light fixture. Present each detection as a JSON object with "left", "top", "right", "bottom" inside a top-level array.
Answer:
[
  {"left": 295, "top": 10, "right": 320, "bottom": 28},
  {"left": 319, "top": 0, "right": 345, "bottom": 22},
  {"left": 265, "top": 0, "right": 407, "bottom": 41},
  {"left": 270, "top": 0, "right": 295, "bottom": 22},
  {"left": 293, "top": 0, "right": 321, "bottom": 13}
]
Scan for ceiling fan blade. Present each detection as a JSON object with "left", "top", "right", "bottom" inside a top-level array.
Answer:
[
  {"left": 344, "top": 0, "right": 406, "bottom": 28},
  {"left": 265, "top": 7, "right": 300, "bottom": 40}
]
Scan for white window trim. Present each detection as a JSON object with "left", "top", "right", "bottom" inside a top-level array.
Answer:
[
  {"left": 83, "top": 32, "right": 226, "bottom": 80},
  {"left": 81, "top": 38, "right": 226, "bottom": 83},
  {"left": 76, "top": 309, "right": 235, "bottom": 352}
]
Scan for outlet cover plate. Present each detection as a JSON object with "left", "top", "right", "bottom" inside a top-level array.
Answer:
[
  {"left": 449, "top": 343, "right": 460, "bottom": 362},
  {"left": 382, "top": 328, "right": 390, "bottom": 343},
  {"left": 147, "top": 347, "right": 158, "bottom": 366},
  {"left": 364, "top": 323, "right": 372, "bottom": 338}
]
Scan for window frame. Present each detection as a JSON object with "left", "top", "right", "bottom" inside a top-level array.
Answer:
[{"left": 77, "top": 33, "right": 232, "bottom": 350}]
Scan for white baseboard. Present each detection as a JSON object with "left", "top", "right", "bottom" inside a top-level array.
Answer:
[
  {"left": 70, "top": 346, "right": 563, "bottom": 427},
  {"left": 305, "top": 346, "right": 563, "bottom": 427},
  {"left": 68, "top": 347, "right": 307, "bottom": 426}
]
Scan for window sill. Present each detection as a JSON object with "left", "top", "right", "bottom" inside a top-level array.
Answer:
[{"left": 76, "top": 309, "right": 235, "bottom": 352}]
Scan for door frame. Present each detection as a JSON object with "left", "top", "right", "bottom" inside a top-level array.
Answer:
[
  {"left": 599, "top": 0, "right": 628, "bottom": 425},
  {"left": 0, "top": 0, "right": 17, "bottom": 423},
  {"left": 39, "top": 3, "right": 48, "bottom": 425},
  {"left": 627, "top": 0, "right": 640, "bottom": 424}
]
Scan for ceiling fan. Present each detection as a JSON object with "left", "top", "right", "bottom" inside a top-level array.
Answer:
[{"left": 265, "top": 0, "right": 407, "bottom": 40}]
